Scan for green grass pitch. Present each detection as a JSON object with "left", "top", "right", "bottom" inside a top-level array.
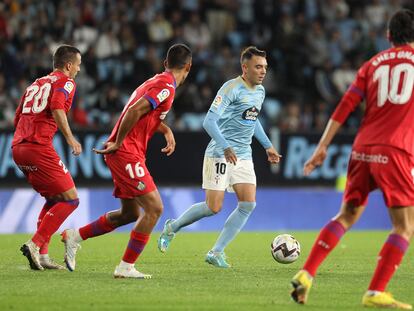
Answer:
[{"left": 0, "top": 231, "right": 413, "bottom": 311}]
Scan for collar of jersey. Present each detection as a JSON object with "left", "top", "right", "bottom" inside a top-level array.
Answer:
[
  {"left": 238, "top": 76, "right": 257, "bottom": 91},
  {"left": 164, "top": 71, "right": 177, "bottom": 88}
]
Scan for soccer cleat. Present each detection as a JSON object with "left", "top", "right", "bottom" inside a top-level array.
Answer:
[
  {"left": 157, "top": 219, "right": 175, "bottom": 253},
  {"left": 39, "top": 255, "right": 66, "bottom": 270},
  {"left": 291, "top": 269, "right": 313, "bottom": 304},
  {"left": 61, "top": 229, "right": 81, "bottom": 271},
  {"left": 113, "top": 264, "right": 152, "bottom": 279},
  {"left": 362, "top": 291, "right": 412, "bottom": 309},
  {"left": 20, "top": 240, "right": 44, "bottom": 271},
  {"left": 205, "top": 250, "right": 231, "bottom": 268}
]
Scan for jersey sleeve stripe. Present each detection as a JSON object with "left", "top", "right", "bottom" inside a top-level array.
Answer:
[
  {"left": 56, "top": 88, "right": 69, "bottom": 100},
  {"left": 348, "top": 84, "right": 364, "bottom": 98},
  {"left": 144, "top": 95, "right": 158, "bottom": 109}
]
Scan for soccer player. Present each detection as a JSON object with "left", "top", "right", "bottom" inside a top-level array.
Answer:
[
  {"left": 290, "top": 9, "right": 414, "bottom": 309},
  {"left": 12, "top": 45, "right": 82, "bottom": 271},
  {"left": 61, "top": 44, "right": 192, "bottom": 279},
  {"left": 158, "top": 46, "right": 281, "bottom": 268}
]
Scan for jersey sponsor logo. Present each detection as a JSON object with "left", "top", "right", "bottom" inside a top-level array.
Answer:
[
  {"left": 351, "top": 151, "right": 388, "bottom": 164},
  {"left": 137, "top": 181, "right": 146, "bottom": 191},
  {"left": 242, "top": 106, "right": 259, "bottom": 122},
  {"left": 212, "top": 95, "right": 222, "bottom": 108},
  {"left": 64, "top": 81, "right": 74, "bottom": 93},
  {"left": 160, "top": 110, "right": 169, "bottom": 120},
  {"left": 156, "top": 89, "right": 170, "bottom": 103}
]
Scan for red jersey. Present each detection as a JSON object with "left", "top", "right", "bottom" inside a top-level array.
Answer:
[
  {"left": 12, "top": 71, "right": 76, "bottom": 146},
  {"left": 332, "top": 44, "right": 414, "bottom": 155},
  {"left": 108, "top": 71, "right": 176, "bottom": 156}
]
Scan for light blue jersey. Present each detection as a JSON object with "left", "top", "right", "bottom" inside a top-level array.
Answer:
[{"left": 205, "top": 76, "right": 265, "bottom": 160}]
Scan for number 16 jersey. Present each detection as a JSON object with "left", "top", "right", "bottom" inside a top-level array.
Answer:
[
  {"left": 332, "top": 44, "right": 414, "bottom": 156},
  {"left": 12, "top": 71, "right": 76, "bottom": 147}
]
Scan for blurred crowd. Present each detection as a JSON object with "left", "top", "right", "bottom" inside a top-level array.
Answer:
[{"left": 1, "top": 0, "right": 413, "bottom": 132}]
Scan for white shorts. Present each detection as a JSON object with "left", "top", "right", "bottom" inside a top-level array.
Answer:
[{"left": 202, "top": 157, "right": 256, "bottom": 192}]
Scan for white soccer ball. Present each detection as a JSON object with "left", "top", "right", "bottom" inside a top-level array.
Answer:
[{"left": 271, "top": 234, "right": 301, "bottom": 264}]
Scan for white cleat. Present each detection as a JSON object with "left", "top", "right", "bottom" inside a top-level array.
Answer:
[
  {"left": 39, "top": 255, "right": 66, "bottom": 270},
  {"left": 61, "top": 229, "right": 81, "bottom": 271},
  {"left": 113, "top": 262, "right": 152, "bottom": 279},
  {"left": 20, "top": 240, "right": 44, "bottom": 271}
]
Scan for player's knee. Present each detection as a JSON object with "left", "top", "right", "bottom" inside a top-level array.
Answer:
[
  {"left": 148, "top": 203, "right": 163, "bottom": 219},
  {"left": 338, "top": 204, "right": 361, "bottom": 227},
  {"left": 206, "top": 201, "right": 221, "bottom": 214},
  {"left": 238, "top": 201, "right": 256, "bottom": 215}
]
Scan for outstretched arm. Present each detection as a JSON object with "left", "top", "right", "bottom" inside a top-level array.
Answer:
[
  {"left": 303, "top": 119, "right": 342, "bottom": 176},
  {"left": 203, "top": 110, "right": 237, "bottom": 164},
  {"left": 94, "top": 97, "right": 152, "bottom": 154},
  {"left": 254, "top": 120, "right": 282, "bottom": 164},
  {"left": 52, "top": 109, "right": 82, "bottom": 156}
]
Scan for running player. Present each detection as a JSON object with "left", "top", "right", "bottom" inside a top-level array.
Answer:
[
  {"left": 61, "top": 44, "right": 192, "bottom": 278},
  {"left": 291, "top": 9, "right": 414, "bottom": 309},
  {"left": 158, "top": 46, "right": 281, "bottom": 268},
  {"left": 12, "top": 45, "right": 82, "bottom": 271}
]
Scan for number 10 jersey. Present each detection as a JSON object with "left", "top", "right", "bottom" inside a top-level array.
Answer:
[{"left": 331, "top": 44, "right": 414, "bottom": 156}]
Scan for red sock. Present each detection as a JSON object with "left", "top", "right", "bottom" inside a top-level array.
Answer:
[
  {"left": 37, "top": 200, "right": 57, "bottom": 254},
  {"left": 368, "top": 234, "right": 409, "bottom": 292},
  {"left": 78, "top": 214, "right": 115, "bottom": 240},
  {"left": 122, "top": 231, "right": 150, "bottom": 264},
  {"left": 303, "top": 220, "right": 346, "bottom": 276},
  {"left": 32, "top": 199, "right": 79, "bottom": 247}
]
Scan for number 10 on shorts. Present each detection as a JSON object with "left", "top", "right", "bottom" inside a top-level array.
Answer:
[{"left": 125, "top": 162, "right": 145, "bottom": 179}]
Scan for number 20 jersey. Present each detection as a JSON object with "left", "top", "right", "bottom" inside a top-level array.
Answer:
[
  {"left": 12, "top": 71, "right": 76, "bottom": 147},
  {"left": 332, "top": 44, "right": 414, "bottom": 155}
]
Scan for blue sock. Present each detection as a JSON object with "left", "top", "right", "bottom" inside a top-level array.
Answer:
[
  {"left": 212, "top": 201, "right": 256, "bottom": 253},
  {"left": 170, "top": 202, "right": 214, "bottom": 233}
]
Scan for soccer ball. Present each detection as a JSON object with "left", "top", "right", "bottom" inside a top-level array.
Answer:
[{"left": 271, "top": 234, "right": 301, "bottom": 264}]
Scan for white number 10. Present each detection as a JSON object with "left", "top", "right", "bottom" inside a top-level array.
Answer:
[
  {"left": 125, "top": 162, "right": 145, "bottom": 178},
  {"left": 373, "top": 63, "right": 414, "bottom": 107}
]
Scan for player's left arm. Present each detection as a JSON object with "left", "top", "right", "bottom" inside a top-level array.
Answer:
[
  {"left": 254, "top": 120, "right": 282, "bottom": 164},
  {"left": 156, "top": 122, "right": 176, "bottom": 156}
]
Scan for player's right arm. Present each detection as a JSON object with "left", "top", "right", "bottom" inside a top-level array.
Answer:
[
  {"left": 203, "top": 110, "right": 237, "bottom": 164},
  {"left": 94, "top": 97, "right": 152, "bottom": 154},
  {"left": 303, "top": 119, "right": 342, "bottom": 176},
  {"left": 52, "top": 109, "right": 82, "bottom": 156},
  {"left": 203, "top": 81, "right": 238, "bottom": 164},
  {"left": 303, "top": 63, "right": 367, "bottom": 176}
]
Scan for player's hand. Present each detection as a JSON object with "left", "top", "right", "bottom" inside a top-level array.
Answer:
[
  {"left": 266, "top": 147, "right": 282, "bottom": 164},
  {"left": 93, "top": 141, "right": 120, "bottom": 154},
  {"left": 303, "top": 145, "right": 328, "bottom": 176},
  {"left": 224, "top": 147, "right": 237, "bottom": 165},
  {"left": 67, "top": 137, "right": 82, "bottom": 156},
  {"left": 161, "top": 129, "right": 176, "bottom": 156}
]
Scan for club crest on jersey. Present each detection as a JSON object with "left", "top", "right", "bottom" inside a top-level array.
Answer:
[
  {"left": 212, "top": 95, "right": 222, "bottom": 108},
  {"left": 242, "top": 106, "right": 259, "bottom": 122},
  {"left": 137, "top": 181, "right": 146, "bottom": 191},
  {"left": 64, "top": 81, "right": 74, "bottom": 93},
  {"left": 156, "top": 89, "right": 170, "bottom": 103}
]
